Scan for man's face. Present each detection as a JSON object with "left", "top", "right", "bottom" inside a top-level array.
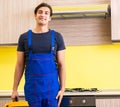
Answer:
[{"left": 35, "top": 6, "right": 51, "bottom": 25}]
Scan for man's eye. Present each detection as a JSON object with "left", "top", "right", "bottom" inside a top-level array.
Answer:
[
  {"left": 38, "top": 10, "right": 42, "bottom": 14},
  {"left": 45, "top": 12, "right": 49, "bottom": 15}
]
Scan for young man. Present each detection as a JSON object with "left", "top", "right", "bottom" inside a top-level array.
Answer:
[{"left": 11, "top": 3, "right": 66, "bottom": 107}]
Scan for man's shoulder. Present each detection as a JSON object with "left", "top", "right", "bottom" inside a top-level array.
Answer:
[
  {"left": 52, "top": 30, "right": 62, "bottom": 38},
  {"left": 21, "top": 30, "right": 29, "bottom": 36},
  {"left": 19, "top": 30, "right": 29, "bottom": 39}
]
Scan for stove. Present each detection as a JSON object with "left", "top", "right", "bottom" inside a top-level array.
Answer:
[
  {"left": 65, "top": 88, "right": 98, "bottom": 92},
  {"left": 60, "top": 88, "right": 97, "bottom": 107}
]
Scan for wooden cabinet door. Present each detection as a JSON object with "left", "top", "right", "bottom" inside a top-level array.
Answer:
[
  {"left": 111, "top": 0, "right": 120, "bottom": 41},
  {"left": 96, "top": 97, "right": 120, "bottom": 107}
]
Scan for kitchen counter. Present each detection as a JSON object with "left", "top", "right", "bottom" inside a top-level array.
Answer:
[
  {"left": 1, "top": 90, "right": 120, "bottom": 107},
  {"left": 0, "top": 90, "right": 24, "bottom": 96},
  {"left": 1, "top": 89, "right": 120, "bottom": 96},
  {"left": 64, "top": 90, "right": 120, "bottom": 96}
]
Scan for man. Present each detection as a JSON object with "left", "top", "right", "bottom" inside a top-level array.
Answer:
[{"left": 11, "top": 3, "right": 66, "bottom": 107}]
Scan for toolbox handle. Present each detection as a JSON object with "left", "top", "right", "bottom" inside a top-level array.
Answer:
[{"left": 14, "top": 97, "right": 18, "bottom": 102}]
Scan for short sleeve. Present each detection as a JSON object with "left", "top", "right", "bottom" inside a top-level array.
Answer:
[
  {"left": 17, "top": 34, "right": 25, "bottom": 52},
  {"left": 55, "top": 32, "right": 66, "bottom": 51}
]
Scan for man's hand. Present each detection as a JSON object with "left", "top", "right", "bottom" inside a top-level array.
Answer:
[
  {"left": 56, "top": 89, "right": 64, "bottom": 107},
  {"left": 11, "top": 91, "right": 19, "bottom": 101}
]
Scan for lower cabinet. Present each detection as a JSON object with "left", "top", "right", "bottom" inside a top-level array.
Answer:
[
  {"left": 0, "top": 96, "right": 25, "bottom": 107},
  {"left": 60, "top": 95, "right": 120, "bottom": 107},
  {"left": 96, "top": 96, "right": 120, "bottom": 107},
  {"left": 1, "top": 95, "right": 120, "bottom": 107}
]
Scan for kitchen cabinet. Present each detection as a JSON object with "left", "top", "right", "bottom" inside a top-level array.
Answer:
[
  {"left": 111, "top": 0, "right": 120, "bottom": 41},
  {"left": 96, "top": 96, "right": 120, "bottom": 107},
  {"left": 1, "top": 90, "right": 120, "bottom": 107},
  {"left": 0, "top": 0, "right": 111, "bottom": 45},
  {"left": 61, "top": 96, "right": 120, "bottom": 107}
]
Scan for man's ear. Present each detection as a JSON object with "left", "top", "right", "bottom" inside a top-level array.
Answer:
[{"left": 34, "top": 14, "right": 37, "bottom": 19}]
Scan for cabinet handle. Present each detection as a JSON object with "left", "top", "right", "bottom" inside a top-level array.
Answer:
[
  {"left": 69, "top": 99, "right": 73, "bottom": 104},
  {"left": 82, "top": 99, "right": 86, "bottom": 104}
]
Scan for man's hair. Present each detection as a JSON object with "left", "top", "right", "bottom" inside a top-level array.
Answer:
[{"left": 34, "top": 3, "right": 53, "bottom": 16}]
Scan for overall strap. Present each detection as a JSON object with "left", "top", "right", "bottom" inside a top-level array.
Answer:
[
  {"left": 28, "top": 29, "right": 32, "bottom": 51},
  {"left": 50, "top": 30, "right": 55, "bottom": 54},
  {"left": 28, "top": 29, "right": 55, "bottom": 54}
]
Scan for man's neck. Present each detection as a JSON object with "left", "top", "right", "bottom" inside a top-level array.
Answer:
[{"left": 33, "top": 25, "right": 49, "bottom": 33}]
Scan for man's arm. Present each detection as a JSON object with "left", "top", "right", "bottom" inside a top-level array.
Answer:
[
  {"left": 56, "top": 50, "right": 66, "bottom": 107},
  {"left": 11, "top": 51, "right": 25, "bottom": 101}
]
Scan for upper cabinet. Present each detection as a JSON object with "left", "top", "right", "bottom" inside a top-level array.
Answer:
[
  {"left": 111, "top": 0, "right": 120, "bottom": 41},
  {"left": 0, "top": 0, "right": 111, "bottom": 45}
]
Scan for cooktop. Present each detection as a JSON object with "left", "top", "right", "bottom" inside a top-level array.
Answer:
[{"left": 65, "top": 88, "right": 99, "bottom": 92}]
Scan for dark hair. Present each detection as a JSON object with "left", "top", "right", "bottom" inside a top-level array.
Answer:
[{"left": 34, "top": 3, "right": 53, "bottom": 16}]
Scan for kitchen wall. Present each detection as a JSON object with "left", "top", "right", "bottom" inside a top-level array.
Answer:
[
  {"left": 1, "top": 0, "right": 118, "bottom": 90},
  {"left": 1, "top": 43, "right": 120, "bottom": 90}
]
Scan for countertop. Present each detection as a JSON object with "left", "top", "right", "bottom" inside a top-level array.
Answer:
[
  {"left": 64, "top": 90, "right": 120, "bottom": 96},
  {"left": 1, "top": 90, "right": 120, "bottom": 96}
]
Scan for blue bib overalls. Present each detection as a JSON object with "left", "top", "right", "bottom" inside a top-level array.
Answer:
[{"left": 24, "top": 30, "right": 60, "bottom": 107}]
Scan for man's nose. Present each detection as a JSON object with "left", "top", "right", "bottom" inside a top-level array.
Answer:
[{"left": 40, "top": 12, "right": 45, "bottom": 16}]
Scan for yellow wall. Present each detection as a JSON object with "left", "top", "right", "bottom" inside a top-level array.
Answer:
[{"left": 1, "top": 43, "right": 120, "bottom": 90}]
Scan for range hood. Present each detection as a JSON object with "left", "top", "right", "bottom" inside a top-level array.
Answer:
[{"left": 52, "top": 4, "right": 110, "bottom": 18}]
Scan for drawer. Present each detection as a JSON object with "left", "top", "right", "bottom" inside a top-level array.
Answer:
[{"left": 61, "top": 96, "right": 95, "bottom": 107}]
